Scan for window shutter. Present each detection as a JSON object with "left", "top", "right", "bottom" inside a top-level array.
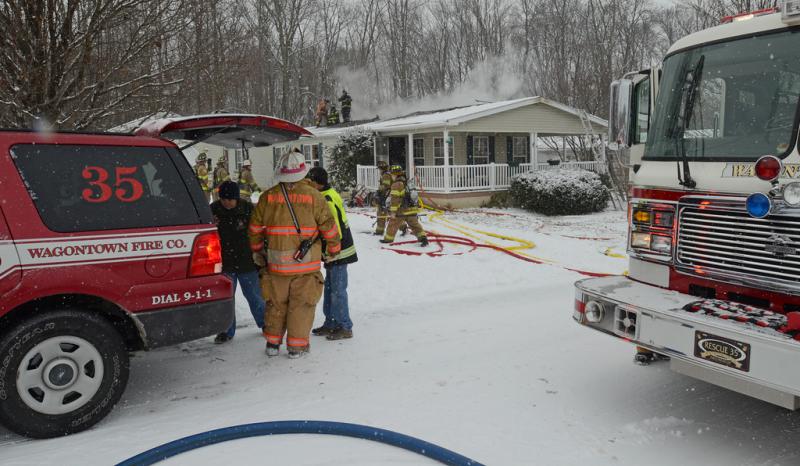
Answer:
[
  {"left": 506, "top": 136, "right": 514, "bottom": 166},
  {"left": 318, "top": 143, "right": 324, "bottom": 168},
  {"left": 466, "top": 135, "right": 473, "bottom": 165},
  {"left": 526, "top": 136, "right": 531, "bottom": 163},
  {"left": 489, "top": 136, "right": 495, "bottom": 163}
]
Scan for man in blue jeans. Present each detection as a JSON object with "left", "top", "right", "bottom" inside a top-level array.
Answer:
[
  {"left": 211, "top": 181, "right": 265, "bottom": 343},
  {"left": 306, "top": 168, "right": 358, "bottom": 340}
]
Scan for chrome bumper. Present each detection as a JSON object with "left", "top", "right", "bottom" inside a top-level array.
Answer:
[{"left": 575, "top": 275, "right": 800, "bottom": 409}]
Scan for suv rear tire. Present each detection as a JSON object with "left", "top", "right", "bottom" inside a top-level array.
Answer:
[{"left": 0, "top": 310, "right": 129, "bottom": 438}]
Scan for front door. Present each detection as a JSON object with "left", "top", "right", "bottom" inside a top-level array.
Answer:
[{"left": 388, "top": 137, "right": 407, "bottom": 171}]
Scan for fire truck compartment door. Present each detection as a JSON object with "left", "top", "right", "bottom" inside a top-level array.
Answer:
[{"left": 134, "top": 114, "right": 312, "bottom": 149}]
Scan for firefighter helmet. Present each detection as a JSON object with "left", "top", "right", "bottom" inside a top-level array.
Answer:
[
  {"left": 196, "top": 152, "right": 208, "bottom": 162},
  {"left": 377, "top": 161, "right": 389, "bottom": 171},
  {"left": 390, "top": 165, "right": 404, "bottom": 175}
]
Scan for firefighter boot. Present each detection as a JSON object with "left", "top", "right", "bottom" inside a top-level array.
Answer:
[
  {"left": 266, "top": 343, "right": 280, "bottom": 357},
  {"left": 288, "top": 346, "right": 310, "bottom": 359},
  {"left": 419, "top": 236, "right": 429, "bottom": 247}
]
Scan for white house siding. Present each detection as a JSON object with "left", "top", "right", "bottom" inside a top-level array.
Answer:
[{"left": 455, "top": 104, "right": 603, "bottom": 135}]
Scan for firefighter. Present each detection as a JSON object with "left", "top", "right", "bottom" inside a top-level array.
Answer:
[
  {"left": 374, "top": 161, "right": 393, "bottom": 235},
  {"left": 238, "top": 159, "right": 260, "bottom": 202},
  {"left": 338, "top": 90, "right": 352, "bottom": 123},
  {"left": 380, "top": 165, "right": 428, "bottom": 246},
  {"left": 212, "top": 154, "right": 231, "bottom": 201},
  {"left": 327, "top": 104, "right": 340, "bottom": 126},
  {"left": 315, "top": 98, "right": 328, "bottom": 126},
  {"left": 306, "top": 167, "right": 358, "bottom": 340},
  {"left": 249, "top": 150, "right": 341, "bottom": 359},
  {"left": 194, "top": 150, "right": 211, "bottom": 202}
]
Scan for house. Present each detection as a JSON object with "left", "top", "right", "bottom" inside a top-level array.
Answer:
[{"left": 268, "top": 96, "right": 608, "bottom": 207}]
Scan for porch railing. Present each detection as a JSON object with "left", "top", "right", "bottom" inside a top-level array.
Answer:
[{"left": 356, "top": 161, "right": 606, "bottom": 193}]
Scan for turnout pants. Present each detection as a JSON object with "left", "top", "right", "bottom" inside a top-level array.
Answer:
[
  {"left": 376, "top": 205, "right": 390, "bottom": 234},
  {"left": 262, "top": 271, "right": 324, "bottom": 353},
  {"left": 384, "top": 215, "right": 426, "bottom": 241}
]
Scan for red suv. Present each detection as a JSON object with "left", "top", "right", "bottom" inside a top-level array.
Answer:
[{"left": 0, "top": 115, "right": 309, "bottom": 438}]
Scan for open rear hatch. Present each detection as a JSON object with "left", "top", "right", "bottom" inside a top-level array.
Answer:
[{"left": 134, "top": 114, "right": 312, "bottom": 148}]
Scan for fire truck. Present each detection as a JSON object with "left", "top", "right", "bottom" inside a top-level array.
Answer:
[{"left": 574, "top": 5, "right": 800, "bottom": 408}]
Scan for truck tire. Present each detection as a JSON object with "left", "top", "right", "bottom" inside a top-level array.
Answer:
[{"left": 0, "top": 310, "right": 130, "bottom": 438}]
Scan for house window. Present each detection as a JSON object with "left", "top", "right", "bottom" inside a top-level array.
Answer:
[
  {"left": 473, "top": 136, "right": 490, "bottom": 164},
  {"left": 433, "top": 138, "right": 454, "bottom": 166},
  {"left": 234, "top": 149, "right": 245, "bottom": 172},
  {"left": 303, "top": 144, "right": 320, "bottom": 167},
  {"left": 512, "top": 136, "right": 529, "bottom": 164},
  {"left": 413, "top": 138, "right": 425, "bottom": 166}
]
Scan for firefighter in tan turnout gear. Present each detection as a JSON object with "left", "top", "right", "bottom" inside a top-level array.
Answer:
[
  {"left": 238, "top": 159, "right": 260, "bottom": 202},
  {"left": 212, "top": 154, "right": 231, "bottom": 201},
  {"left": 195, "top": 150, "right": 211, "bottom": 202},
  {"left": 249, "top": 149, "right": 341, "bottom": 359},
  {"left": 374, "top": 161, "right": 393, "bottom": 236},
  {"left": 380, "top": 165, "right": 428, "bottom": 246}
]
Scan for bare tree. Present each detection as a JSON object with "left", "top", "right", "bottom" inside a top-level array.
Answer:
[{"left": 0, "top": 0, "right": 189, "bottom": 129}]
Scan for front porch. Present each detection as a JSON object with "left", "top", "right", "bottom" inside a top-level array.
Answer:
[{"left": 357, "top": 160, "right": 607, "bottom": 193}]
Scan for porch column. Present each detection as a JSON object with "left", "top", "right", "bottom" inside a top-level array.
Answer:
[
  {"left": 407, "top": 132, "right": 415, "bottom": 175},
  {"left": 530, "top": 131, "right": 538, "bottom": 169},
  {"left": 373, "top": 133, "right": 377, "bottom": 166},
  {"left": 443, "top": 128, "right": 451, "bottom": 192}
]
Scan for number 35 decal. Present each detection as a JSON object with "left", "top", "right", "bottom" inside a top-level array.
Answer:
[{"left": 82, "top": 166, "right": 144, "bottom": 203}]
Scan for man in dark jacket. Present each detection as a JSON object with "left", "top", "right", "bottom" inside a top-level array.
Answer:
[
  {"left": 306, "top": 167, "right": 358, "bottom": 340},
  {"left": 211, "top": 181, "right": 266, "bottom": 343}
]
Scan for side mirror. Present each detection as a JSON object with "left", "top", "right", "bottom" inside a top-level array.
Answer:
[{"left": 609, "top": 79, "right": 634, "bottom": 148}]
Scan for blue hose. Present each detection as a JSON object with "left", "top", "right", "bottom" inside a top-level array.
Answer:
[{"left": 116, "top": 420, "right": 484, "bottom": 466}]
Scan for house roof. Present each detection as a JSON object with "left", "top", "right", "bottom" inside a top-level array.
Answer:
[
  {"left": 107, "top": 111, "right": 182, "bottom": 133},
  {"left": 301, "top": 96, "right": 607, "bottom": 139}
]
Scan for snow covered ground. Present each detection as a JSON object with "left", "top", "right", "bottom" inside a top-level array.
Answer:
[{"left": 3, "top": 208, "right": 800, "bottom": 466}]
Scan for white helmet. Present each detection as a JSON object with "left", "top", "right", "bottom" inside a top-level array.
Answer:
[{"left": 242, "top": 159, "right": 252, "bottom": 167}]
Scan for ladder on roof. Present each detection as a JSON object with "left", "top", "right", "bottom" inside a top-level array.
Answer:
[{"left": 579, "top": 109, "right": 622, "bottom": 210}]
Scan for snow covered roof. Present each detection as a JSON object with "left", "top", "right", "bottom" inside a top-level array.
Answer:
[
  {"left": 106, "top": 112, "right": 182, "bottom": 133},
  {"left": 298, "top": 96, "right": 607, "bottom": 139}
]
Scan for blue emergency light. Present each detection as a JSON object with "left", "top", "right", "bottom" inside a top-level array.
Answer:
[{"left": 746, "top": 192, "right": 771, "bottom": 218}]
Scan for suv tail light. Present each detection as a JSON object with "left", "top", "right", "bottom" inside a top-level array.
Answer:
[{"left": 189, "top": 232, "right": 223, "bottom": 277}]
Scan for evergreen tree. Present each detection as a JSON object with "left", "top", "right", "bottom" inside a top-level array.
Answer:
[{"left": 328, "top": 129, "right": 374, "bottom": 191}]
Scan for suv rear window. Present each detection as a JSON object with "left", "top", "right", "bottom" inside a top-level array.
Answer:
[{"left": 11, "top": 144, "right": 202, "bottom": 232}]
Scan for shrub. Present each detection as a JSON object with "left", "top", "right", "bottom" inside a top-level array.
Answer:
[
  {"left": 327, "top": 129, "right": 374, "bottom": 191},
  {"left": 510, "top": 168, "right": 610, "bottom": 215}
]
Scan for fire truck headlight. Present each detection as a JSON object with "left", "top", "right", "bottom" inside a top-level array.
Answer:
[
  {"left": 651, "top": 234, "right": 672, "bottom": 254},
  {"left": 783, "top": 182, "right": 800, "bottom": 206},
  {"left": 746, "top": 192, "right": 771, "bottom": 218},
  {"left": 585, "top": 300, "right": 605, "bottom": 323},
  {"left": 631, "top": 232, "right": 651, "bottom": 249}
]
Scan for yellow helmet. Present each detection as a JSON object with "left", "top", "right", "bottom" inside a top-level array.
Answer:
[{"left": 390, "top": 164, "right": 404, "bottom": 175}]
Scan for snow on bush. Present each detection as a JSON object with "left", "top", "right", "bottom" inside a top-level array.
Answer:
[
  {"left": 328, "top": 128, "right": 374, "bottom": 191},
  {"left": 510, "top": 168, "right": 610, "bottom": 215}
]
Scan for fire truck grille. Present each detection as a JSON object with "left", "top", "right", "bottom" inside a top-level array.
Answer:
[{"left": 677, "top": 206, "right": 800, "bottom": 285}]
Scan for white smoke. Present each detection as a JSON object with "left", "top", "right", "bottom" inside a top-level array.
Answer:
[{"left": 335, "top": 54, "right": 526, "bottom": 121}]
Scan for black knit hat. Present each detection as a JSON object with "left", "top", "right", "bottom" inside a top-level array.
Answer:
[
  {"left": 218, "top": 180, "right": 240, "bottom": 199},
  {"left": 306, "top": 167, "right": 328, "bottom": 186}
]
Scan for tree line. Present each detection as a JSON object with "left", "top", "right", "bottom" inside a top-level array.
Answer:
[{"left": 0, "top": 0, "right": 778, "bottom": 131}]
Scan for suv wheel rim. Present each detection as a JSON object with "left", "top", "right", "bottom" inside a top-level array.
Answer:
[{"left": 16, "top": 336, "right": 105, "bottom": 415}]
